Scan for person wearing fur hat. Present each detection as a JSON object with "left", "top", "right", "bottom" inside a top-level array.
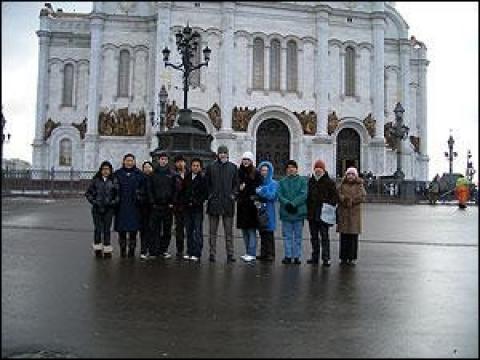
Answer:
[
  {"left": 85, "top": 160, "right": 120, "bottom": 258},
  {"left": 205, "top": 145, "right": 239, "bottom": 263},
  {"left": 337, "top": 167, "right": 366, "bottom": 265},
  {"left": 237, "top": 151, "right": 262, "bottom": 263},
  {"left": 306, "top": 159, "right": 339, "bottom": 266}
]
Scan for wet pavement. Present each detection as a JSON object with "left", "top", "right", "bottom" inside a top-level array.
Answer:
[{"left": 2, "top": 198, "right": 478, "bottom": 358}]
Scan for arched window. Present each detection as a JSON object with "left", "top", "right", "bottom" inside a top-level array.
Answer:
[
  {"left": 253, "top": 38, "right": 264, "bottom": 89},
  {"left": 345, "top": 46, "right": 355, "bottom": 96},
  {"left": 118, "top": 49, "right": 130, "bottom": 97},
  {"left": 270, "top": 39, "right": 281, "bottom": 90},
  {"left": 286, "top": 40, "right": 298, "bottom": 91},
  {"left": 189, "top": 36, "right": 202, "bottom": 88},
  {"left": 59, "top": 138, "right": 72, "bottom": 167},
  {"left": 62, "top": 64, "right": 74, "bottom": 106}
]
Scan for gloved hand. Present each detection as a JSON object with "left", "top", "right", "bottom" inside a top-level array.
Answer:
[{"left": 285, "top": 203, "right": 297, "bottom": 214}]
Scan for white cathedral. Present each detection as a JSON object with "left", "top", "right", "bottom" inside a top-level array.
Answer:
[{"left": 32, "top": 1, "right": 429, "bottom": 179}]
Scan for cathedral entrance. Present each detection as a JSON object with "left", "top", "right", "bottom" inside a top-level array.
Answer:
[
  {"left": 256, "top": 119, "right": 290, "bottom": 178},
  {"left": 336, "top": 128, "right": 361, "bottom": 178}
]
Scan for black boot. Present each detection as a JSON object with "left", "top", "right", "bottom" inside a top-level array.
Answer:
[
  {"left": 282, "top": 257, "right": 292, "bottom": 264},
  {"left": 307, "top": 258, "right": 319, "bottom": 265},
  {"left": 227, "top": 255, "right": 236, "bottom": 263},
  {"left": 128, "top": 247, "right": 135, "bottom": 258}
]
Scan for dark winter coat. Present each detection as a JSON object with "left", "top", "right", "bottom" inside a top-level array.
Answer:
[
  {"left": 205, "top": 160, "right": 238, "bottom": 217},
  {"left": 147, "top": 165, "right": 177, "bottom": 211},
  {"left": 85, "top": 175, "right": 120, "bottom": 212},
  {"left": 236, "top": 164, "right": 263, "bottom": 229},
  {"left": 306, "top": 172, "right": 339, "bottom": 221},
  {"left": 184, "top": 171, "right": 208, "bottom": 212},
  {"left": 136, "top": 173, "right": 153, "bottom": 225},
  {"left": 113, "top": 167, "right": 145, "bottom": 232},
  {"left": 255, "top": 161, "right": 279, "bottom": 232},
  {"left": 173, "top": 170, "right": 190, "bottom": 214},
  {"left": 337, "top": 177, "right": 366, "bottom": 234}
]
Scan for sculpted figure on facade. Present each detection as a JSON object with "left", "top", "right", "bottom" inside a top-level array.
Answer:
[
  {"left": 72, "top": 117, "right": 87, "bottom": 139},
  {"left": 98, "top": 108, "right": 146, "bottom": 136},
  {"left": 327, "top": 111, "right": 340, "bottom": 135},
  {"left": 44, "top": 118, "right": 60, "bottom": 140},
  {"left": 363, "top": 113, "right": 376, "bottom": 138},
  {"left": 384, "top": 122, "right": 397, "bottom": 150},
  {"left": 207, "top": 103, "right": 222, "bottom": 130},
  {"left": 166, "top": 101, "right": 179, "bottom": 129},
  {"left": 294, "top": 110, "right": 317, "bottom": 135},
  {"left": 232, "top": 106, "right": 256, "bottom": 131}
]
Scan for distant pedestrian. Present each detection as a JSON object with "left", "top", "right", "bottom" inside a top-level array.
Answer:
[
  {"left": 173, "top": 154, "right": 189, "bottom": 258},
  {"left": 237, "top": 151, "right": 262, "bottom": 263},
  {"left": 337, "top": 167, "right": 366, "bottom": 265},
  {"left": 306, "top": 159, "right": 339, "bottom": 266},
  {"left": 85, "top": 161, "right": 119, "bottom": 258},
  {"left": 114, "top": 154, "right": 145, "bottom": 258},
  {"left": 183, "top": 158, "right": 208, "bottom": 261},
  {"left": 205, "top": 145, "right": 239, "bottom": 263},
  {"left": 138, "top": 161, "right": 154, "bottom": 259},
  {"left": 148, "top": 152, "right": 176, "bottom": 259},
  {"left": 455, "top": 176, "right": 470, "bottom": 209},
  {"left": 428, "top": 174, "right": 440, "bottom": 205},
  {"left": 278, "top": 160, "right": 308, "bottom": 265},
  {"left": 255, "top": 161, "right": 279, "bottom": 262}
]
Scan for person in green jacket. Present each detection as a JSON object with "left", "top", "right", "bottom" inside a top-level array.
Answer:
[{"left": 278, "top": 160, "right": 308, "bottom": 264}]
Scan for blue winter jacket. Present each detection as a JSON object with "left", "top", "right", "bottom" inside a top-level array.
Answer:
[{"left": 255, "top": 161, "right": 279, "bottom": 232}]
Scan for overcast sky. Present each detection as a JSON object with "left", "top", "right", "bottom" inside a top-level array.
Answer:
[{"left": 1, "top": 2, "right": 478, "bottom": 181}]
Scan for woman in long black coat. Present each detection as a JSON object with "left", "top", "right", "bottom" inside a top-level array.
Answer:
[
  {"left": 114, "top": 153, "right": 145, "bottom": 258},
  {"left": 236, "top": 151, "right": 262, "bottom": 262}
]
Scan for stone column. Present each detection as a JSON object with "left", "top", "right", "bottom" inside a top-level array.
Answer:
[
  {"left": 280, "top": 45, "right": 287, "bottom": 94},
  {"left": 314, "top": 10, "right": 329, "bottom": 137},
  {"left": 219, "top": 2, "right": 235, "bottom": 132},
  {"left": 418, "top": 50, "right": 429, "bottom": 155},
  {"left": 400, "top": 40, "right": 411, "bottom": 132},
  {"left": 264, "top": 44, "right": 270, "bottom": 94},
  {"left": 372, "top": 13, "right": 385, "bottom": 139},
  {"left": 84, "top": 12, "right": 105, "bottom": 171}
]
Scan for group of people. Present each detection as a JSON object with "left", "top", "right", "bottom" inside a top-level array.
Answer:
[{"left": 85, "top": 145, "right": 366, "bottom": 266}]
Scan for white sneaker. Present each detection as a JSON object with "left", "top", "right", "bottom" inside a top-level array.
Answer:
[
  {"left": 163, "top": 252, "right": 172, "bottom": 259},
  {"left": 140, "top": 254, "right": 148, "bottom": 260},
  {"left": 240, "top": 254, "right": 249, "bottom": 261},
  {"left": 245, "top": 255, "right": 256, "bottom": 262},
  {"left": 190, "top": 256, "right": 199, "bottom": 262},
  {"left": 183, "top": 255, "right": 191, "bottom": 260}
]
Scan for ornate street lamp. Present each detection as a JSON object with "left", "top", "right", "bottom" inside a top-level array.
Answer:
[
  {"left": 444, "top": 130, "right": 457, "bottom": 175},
  {"left": 149, "top": 85, "right": 168, "bottom": 132},
  {"left": 391, "top": 102, "right": 409, "bottom": 179},
  {"left": 150, "top": 24, "right": 216, "bottom": 165},
  {"left": 1, "top": 108, "right": 12, "bottom": 169},
  {"left": 466, "top": 149, "right": 475, "bottom": 182}
]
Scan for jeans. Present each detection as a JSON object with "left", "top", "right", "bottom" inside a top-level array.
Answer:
[
  {"left": 242, "top": 228, "right": 257, "bottom": 257},
  {"left": 308, "top": 220, "right": 331, "bottom": 261},
  {"left": 185, "top": 210, "right": 204, "bottom": 258},
  {"left": 282, "top": 220, "right": 303, "bottom": 259},
  {"left": 209, "top": 215, "right": 234, "bottom": 258},
  {"left": 92, "top": 207, "right": 114, "bottom": 247}
]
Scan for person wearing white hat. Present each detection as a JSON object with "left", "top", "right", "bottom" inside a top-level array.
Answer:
[{"left": 237, "top": 151, "right": 262, "bottom": 263}]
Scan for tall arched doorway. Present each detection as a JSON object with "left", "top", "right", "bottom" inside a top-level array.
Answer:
[
  {"left": 256, "top": 118, "right": 290, "bottom": 178},
  {"left": 336, "top": 128, "right": 361, "bottom": 178}
]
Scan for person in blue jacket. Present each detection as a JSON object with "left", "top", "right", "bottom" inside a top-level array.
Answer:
[
  {"left": 255, "top": 161, "right": 279, "bottom": 262},
  {"left": 114, "top": 153, "right": 145, "bottom": 258}
]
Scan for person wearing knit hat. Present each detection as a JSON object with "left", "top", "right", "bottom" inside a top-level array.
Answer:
[
  {"left": 306, "top": 159, "right": 339, "bottom": 266},
  {"left": 241, "top": 151, "right": 254, "bottom": 162},
  {"left": 205, "top": 143, "right": 239, "bottom": 263},
  {"left": 337, "top": 166, "right": 366, "bottom": 266}
]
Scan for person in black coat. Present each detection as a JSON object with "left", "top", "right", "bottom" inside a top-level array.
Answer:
[
  {"left": 183, "top": 158, "right": 208, "bottom": 261},
  {"left": 114, "top": 153, "right": 145, "bottom": 258},
  {"left": 85, "top": 161, "right": 120, "bottom": 258},
  {"left": 173, "top": 154, "right": 189, "bottom": 258},
  {"left": 306, "top": 159, "right": 339, "bottom": 266},
  {"left": 138, "top": 161, "right": 154, "bottom": 259},
  {"left": 147, "top": 152, "right": 177, "bottom": 258},
  {"left": 236, "top": 151, "right": 263, "bottom": 263}
]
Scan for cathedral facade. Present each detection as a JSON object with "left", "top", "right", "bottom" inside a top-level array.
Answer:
[{"left": 32, "top": 1, "right": 429, "bottom": 179}]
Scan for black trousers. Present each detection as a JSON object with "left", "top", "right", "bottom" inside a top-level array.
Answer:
[
  {"left": 139, "top": 209, "right": 152, "bottom": 255},
  {"left": 151, "top": 208, "right": 173, "bottom": 256},
  {"left": 308, "top": 220, "right": 331, "bottom": 261},
  {"left": 174, "top": 211, "right": 186, "bottom": 254},
  {"left": 339, "top": 233, "right": 359, "bottom": 261},
  {"left": 92, "top": 207, "right": 114, "bottom": 246},
  {"left": 118, "top": 231, "right": 137, "bottom": 250},
  {"left": 259, "top": 230, "right": 275, "bottom": 258}
]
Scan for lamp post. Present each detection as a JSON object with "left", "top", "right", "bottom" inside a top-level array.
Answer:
[
  {"left": 466, "top": 149, "right": 475, "bottom": 182},
  {"left": 391, "top": 102, "right": 409, "bottom": 179},
  {"left": 150, "top": 24, "right": 215, "bottom": 165},
  {"left": 444, "top": 130, "right": 457, "bottom": 175},
  {"left": 149, "top": 85, "right": 168, "bottom": 132}
]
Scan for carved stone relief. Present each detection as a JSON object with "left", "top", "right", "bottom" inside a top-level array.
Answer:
[
  {"left": 363, "top": 113, "right": 376, "bottom": 138},
  {"left": 72, "top": 117, "right": 87, "bottom": 139},
  {"left": 232, "top": 106, "right": 257, "bottom": 131},
  {"left": 294, "top": 110, "right": 317, "bottom": 135},
  {"left": 166, "top": 101, "right": 179, "bottom": 129},
  {"left": 327, "top": 111, "right": 340, "bottom": 135},
  {"left": 98, "top": 108, "right": 146, "bottom": 136},
  {"left": 44, "top": 118, "right": 61, "bottom": 140},
  {"left": 384, "top": 122, "right": 397, "bottom": 150},
  {"left": 207, "top": 103, "right": 222, "bottom": 130}
]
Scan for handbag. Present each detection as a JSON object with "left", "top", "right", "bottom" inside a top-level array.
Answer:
[
  {"left": 255, "top": 200, "right": 270, "bottom": 230},
  {"left": 320, "top": 203, "right": 337, "bottom": 225}
]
